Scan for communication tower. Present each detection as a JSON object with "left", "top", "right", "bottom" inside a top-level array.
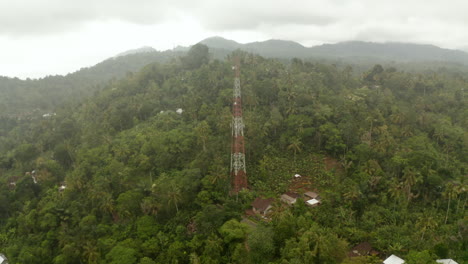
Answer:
[{"left": 230, "top": 58, "right": 248, "bottom": 193}]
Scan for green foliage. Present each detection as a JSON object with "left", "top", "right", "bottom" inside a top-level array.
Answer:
[
  {"left": 183, "top": 44, "right": 210, "bottom": 69},
  {"left": 106, "top": 245, "right": 137, "bottom": 264},
  {"left": 136, "top": 216, "right": 159, "bottom": 240},
  {"left": 247, "top": 225, "right": 275, "bottom": 264},
  {"left": 404, "top": 250, "right": 438, "bottom": 264},
  {"left": 219, "top": 219, "right": 250, "bottom": 243},
  {"left": 139, "top": 257, "right": 156, "bottom": 264},
  {"left": 341, "top": 256, "right": 382, "bottom": 264}
]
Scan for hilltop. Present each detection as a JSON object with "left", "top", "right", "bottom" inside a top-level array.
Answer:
[{"left": 199, "top": 36, "right": 468, "bottom": 65}]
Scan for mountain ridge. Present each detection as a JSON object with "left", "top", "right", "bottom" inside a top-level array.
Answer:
[
  {"left": 114, "top": 46, "right": 157, "bottom": 58},
  {"left": 198, "top": 36, "right": 468, "bottom": 64}
]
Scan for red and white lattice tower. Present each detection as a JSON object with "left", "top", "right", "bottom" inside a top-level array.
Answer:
[{"left": 230, "top": 59, "right": 248, "bottom": 193}]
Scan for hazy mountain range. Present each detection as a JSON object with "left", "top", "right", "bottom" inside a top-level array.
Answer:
[
  {"left": 199, "top": 36, "right": 468, "bottom": 65},
  {"left": 3, "top": 36, "right": 468, "bottom": 116},
  {"left": 114, "top": 46, "right": 157, "bottom": 58}
]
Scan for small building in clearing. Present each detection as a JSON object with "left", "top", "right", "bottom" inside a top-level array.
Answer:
[
  {"left": 280, "top": 192, "right": 300, "bottom": 206},
  {"left": 251, "top": 197, "right": 274, "bottom": 216},
  {"left": 347, "top": 242, "right": 379, "bottom": 257},
  {"left": 306, "top": 199, "right": 320, "bottom": 207},
  {"left": 0, "top": 253, "right": 8, "bottom": 264},
  {"left": 437, "top": 259, "right": 459, "bottom": 264},
  {"left": 383, "top": 254, "right": 404, "bottom": 264},
  {"left": 304, "top": 191, "right": 321, "bottom": 207},
  {"left": 304, "top": 191, "right": 320, "bottom": 200}
]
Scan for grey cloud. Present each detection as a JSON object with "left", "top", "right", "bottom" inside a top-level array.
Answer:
[
  {"left": 194, "top": 7, "right": 336, "bottom": 31},
  {"left": 0, "top": 0, "right": 174, "bottom": 35},
  {"left": 0, "top": 0, "right": 340, "bottom": 35},
  {"left": 2, "top": 0, "right": 468, "bottom": 50},
  {"left": 191, "top": 0, "right": 341, "bottom": 31}
]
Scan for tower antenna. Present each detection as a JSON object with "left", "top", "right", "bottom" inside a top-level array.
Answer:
[{"left": 230, "top": 56, "right": 248, "bottom": 193}]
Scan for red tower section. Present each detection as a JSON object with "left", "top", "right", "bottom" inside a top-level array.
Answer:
[{"left": 230, "top": 59, "right": 248, "bottom": 193}]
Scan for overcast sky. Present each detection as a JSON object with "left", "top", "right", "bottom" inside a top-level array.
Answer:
[{"left": 2, "top": 0, "right": 468, "bottom": 79}]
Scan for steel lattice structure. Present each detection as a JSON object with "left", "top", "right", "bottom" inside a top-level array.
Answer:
[{"left": 230, "top": 59, "right": 248, "bottom": 193}]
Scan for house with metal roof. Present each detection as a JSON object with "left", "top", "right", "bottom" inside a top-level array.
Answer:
[
  {"left": 347, "top": 242, "right": 380, "bottom": 258},
  {"left": 437, "top": 259, "right": 459, "bottom": 264},
  {"left": 304, "top": 191, "right": 320, "bottom": 200},
  {"left": 280, "top": 192, "right": 300, "bottom": 206},
  {"left": 383, "top": 254, "right": 404, "bottom": 264},
  {"left": 251, "top": 197, "right": 274, "bottom": 216},
  {"left": 0, "top": 254, "right": 8, "bottom": 264}
]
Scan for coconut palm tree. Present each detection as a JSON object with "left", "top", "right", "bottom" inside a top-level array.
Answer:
[
  {"left": 443, "top": 181, "right": 457, "bottom": 224},
  {"left": 140, "top": 197, "right": 159, "bottom": 216},
  {"left": 166, "top": 183, "right": 182, "bottom": 213},
  {"left": 83, "top": 241, "right": 100, "bottom": 264},
  {"left": 402, "top": 167, "right": 421, "bottom": 202},
  {"left": 416, "top": 214, "right": 438, "bottom": 241},
  {"left": 287, "top": 137, "right": 302, "bottom": 166}
]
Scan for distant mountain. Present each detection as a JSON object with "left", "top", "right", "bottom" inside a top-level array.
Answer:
[
  {"left": 200, "top": 36, "right": 242, "bottom": 50},
  {"left": 310, "top": 41, "right": 468, "bottom": 63},
  {"left": 244, "top": 39, "right": 308, "bottom": 58},
  {"left": 114, "top": 46, "right": 157, "bottom": 58},
  {"left": 198, "top": 37, "right": 468, "bottom": 65}
]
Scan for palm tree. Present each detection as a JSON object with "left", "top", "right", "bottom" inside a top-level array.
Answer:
[
  {"left": 433, "top": 127, "right": 446, "bottom": 145},
  {"left": 269, "top": 200, "right": 291, "bottom": 223},
  {"left": 100, "top": 193, "right": 118, "bottom": 222},
  {"left": 83, "top": 241, "right": 100, "bottom": 264},
  {"left": 443, "top": 182, "right": 457, "bottom": 224},
  {"left": 340, "top": 156, "right": 353, "bottom": 175},
  {"left": 195, "top": 121, "right": 211, "bottom": 152},
  {"left": 287, "top": 137, "right": 302, "bottom": 166},
  {"left": 454, "top": 181, "right": 467, "bottom": 214},
  {"left": 402, "top": 167, "right": 420, "bottom": 202},
  {"left": 166, "top": 183, "right": 182, "bottom": 213},
  {"left": 416, "top": 214, "right": 437, "bottom": 241},
  {"left": 140, "top": 197, "right": 159, "bottom": 216},
  {"left": 343, "top": 186, "right": 361, "bottom": 202},
  {"left": 388, "top": 242, "right": 403, "bottom": 254},
  {"left": 388, "top": 179, "right": 404, "bottom": 208},
  {"left": 286, "top": 102, "right": 298, "bottom": 116},
  {"left": 390, "top": 112, "right": 406, "bottom": 127}
]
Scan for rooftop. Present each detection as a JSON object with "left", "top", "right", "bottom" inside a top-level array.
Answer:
[
  {"left": 437, "top": 259, "right": 459, "bottom": 264},
  {"left": 304, "top": 191, "right": 319, "bottom": 199},
  {"left": 347, "top": 242, "right": 379, "bottom": 257},
  {"left": 306, "top": 199, "right": 320, "bottom": 206},
  {"left": 285, "top": 192, "right": 300, "bottom": 198},
  {"left": 281, "top": 194, "right": 297, "bottom": 204},
  {"left": 252, "top": 197, "right": 274, "bottom": 212},
  {"left": 383, "top": 254, "right": 404, "bottom": 264}
]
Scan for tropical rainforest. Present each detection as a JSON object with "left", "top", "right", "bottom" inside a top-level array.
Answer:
[{"left": 0, "top": 43, "right": 466, "bottom": 264}]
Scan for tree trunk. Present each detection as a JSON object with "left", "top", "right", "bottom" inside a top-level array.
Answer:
[
  {"left": 444, "top": 195, "right": 451, "bottom": 224},
  {"left": 455, "top": 196, "right": 461, "bottom": 215}
]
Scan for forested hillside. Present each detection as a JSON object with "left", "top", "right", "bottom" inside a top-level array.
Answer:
[
  {"left": 0, "top": 45, "right": 466, "bottom": 263},
  {"left": 0, "top": 50, "right": 182, "bottom": 117}
]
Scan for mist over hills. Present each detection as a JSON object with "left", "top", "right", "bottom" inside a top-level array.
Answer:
[
  {"left": 2, "top": 35, "right": 468, "bottom": 117},
  {"left": 199, "top": 36, "right": 468, "bottom": 64},
  {"left": 0, "top": 50, "right": 181, "bottom": 116},
  {"left": 114, "top": 46, "right": 157, "bottom": 58}
]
